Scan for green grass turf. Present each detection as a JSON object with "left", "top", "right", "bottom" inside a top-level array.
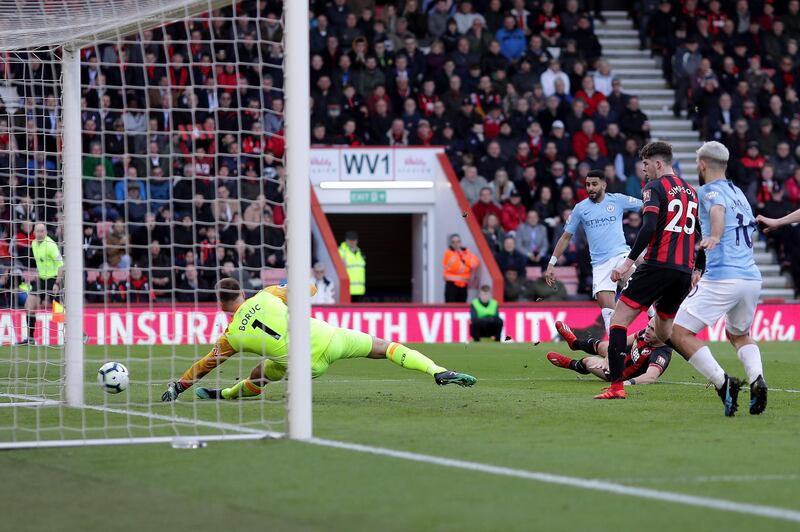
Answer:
[{"left": 1, "top": 341, "right": 799, "bottom": 531}]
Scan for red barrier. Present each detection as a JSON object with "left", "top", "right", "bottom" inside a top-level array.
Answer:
[{"left": 1, "top": 304, "right": 797, "bottom": 345}]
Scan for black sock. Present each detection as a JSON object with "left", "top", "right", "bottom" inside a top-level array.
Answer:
[
  {"left": 575, "top": 338, "right": 600, "bottom": 355},
  {"left": 664, "top": 338, "right": 684, "bottom": 358},
  {"left": 608, "top": 326, "right": 628, "bottom": 383},
  {"left": 569, "top": 358, "right": 591, "bottom": 375},
  {"left": 27, "top": 315, "right": 35, "bottom": 339}
]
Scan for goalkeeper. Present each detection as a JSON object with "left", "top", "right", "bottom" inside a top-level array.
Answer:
[{"left": 161, "top": 278, "right": 476, "bottom": 401}]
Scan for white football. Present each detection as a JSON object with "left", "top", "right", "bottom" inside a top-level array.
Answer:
[{"left": 97, "top": 362, "right": 129, "bottom": 394}]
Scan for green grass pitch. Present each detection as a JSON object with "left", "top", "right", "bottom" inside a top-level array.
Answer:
[{"left": 1, "top": 341, "right": 799, "bottom": 531}]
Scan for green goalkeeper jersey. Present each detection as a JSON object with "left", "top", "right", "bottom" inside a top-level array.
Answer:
[{"left": 225, "top": 290, "right": 336, "bottom": 360}]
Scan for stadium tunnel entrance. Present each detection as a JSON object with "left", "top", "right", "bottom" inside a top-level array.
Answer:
[{"left": 326, "top": 213, "right": 415, "bottom": 303}]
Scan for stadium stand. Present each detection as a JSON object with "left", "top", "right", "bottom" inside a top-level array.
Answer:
[
  {"left": 632, "top": 0, "right": 799, "bottom": 298},
  {"left": 2, "top": 1, "right": 793, "bottom": 304}
]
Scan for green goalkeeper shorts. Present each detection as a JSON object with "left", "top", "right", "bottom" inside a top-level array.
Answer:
[{"left": 261, "top": 327, "right": 373, "bottom": 381}]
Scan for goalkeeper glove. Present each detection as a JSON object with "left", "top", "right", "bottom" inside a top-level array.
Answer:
[{"left": 161, "top": 381, "right": 187, "bottom": 402}]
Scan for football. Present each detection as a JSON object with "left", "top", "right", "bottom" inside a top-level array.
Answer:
[{"left": 97, "top": 362, "right": 129, "bottom": 394}]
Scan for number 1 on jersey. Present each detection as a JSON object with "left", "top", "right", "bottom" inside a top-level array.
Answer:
[{"left": 251, "top": 318, "right": 282, "bottom": 340}]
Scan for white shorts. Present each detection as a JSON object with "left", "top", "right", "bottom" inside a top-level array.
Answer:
[
  {"left": 592, "top": 254, "right": 630, "bottom": 297},
  {"left": 674, "top": 279, "right": 762, "bottom": 336}
]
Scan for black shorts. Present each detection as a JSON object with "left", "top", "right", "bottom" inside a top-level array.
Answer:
[
  {"left": 619, "top": 264, "right": 691, "bottom": 319},
  {"left": 32, "top": 278, "right": 58, "bottom": 300}
]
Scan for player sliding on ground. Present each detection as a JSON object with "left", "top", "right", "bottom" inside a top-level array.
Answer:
[
  {"left": 547, "top": 319, "right": 671, "bottom": 386},
  {"left": 161, "top": 279, "right": 476, "bottom": 401}
]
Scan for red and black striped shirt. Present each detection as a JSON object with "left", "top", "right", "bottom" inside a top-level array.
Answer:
[
  {"left": 622, "top": 329, "right": 672, "bottom": 380},
  {"left": 641, "top": 174, "right": 699, "bottom": 272}
]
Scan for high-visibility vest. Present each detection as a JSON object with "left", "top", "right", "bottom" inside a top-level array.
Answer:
[
  {"left": 471, "top": 298, "right": 498, "bottom": 319},
  {"left": 339, "top": 242, "right": 366, "bottom": 296},
  {"left": 31, "top": 237, "right": 63, "bottom": 280},
  {"left": 442, "top": 248, "right": 479, "bottom": 287}
]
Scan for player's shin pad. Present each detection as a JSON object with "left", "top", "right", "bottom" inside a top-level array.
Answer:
[
  {"left": 386, "top": 343, "right": 446, "bottom": 376},
  {"left": 607, "top": 326, "right": 628, "bottom": 382},
  {"left": 221, "top": 379, "right": 263, "bottom": 399}
]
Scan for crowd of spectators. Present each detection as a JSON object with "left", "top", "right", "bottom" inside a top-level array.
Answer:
[
  {"left": 8, "top": 0, "right": 793, "bottom": 305},
  {"left": 635, "top": 0, "right": 800, "bottom": 294},
  {"left": 1, "top": 0, "right": 291, "bottom": 305}
]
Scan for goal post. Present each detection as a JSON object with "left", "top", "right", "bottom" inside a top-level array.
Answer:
[
  {"left": 0, "top": 0, "right": 311, "bottom": 448},
  {"left": 283, "top": 0, "right": 312, "bottom": 441}
]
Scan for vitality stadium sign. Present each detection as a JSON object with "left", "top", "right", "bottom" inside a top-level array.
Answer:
[{"left": 0, "top": 305, "right": 798, "bottom": 345}]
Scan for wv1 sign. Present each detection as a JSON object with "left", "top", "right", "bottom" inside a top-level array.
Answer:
[{"left": 309, "top": 147, "right": 440, "bottom": 182}]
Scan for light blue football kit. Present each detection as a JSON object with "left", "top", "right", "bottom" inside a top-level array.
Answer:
[
  {"left": 697, "top": 180, "right": 761, "bottom": 281},
  {"left": 564, "top": 193, "right": 643, "bottom": 266}
]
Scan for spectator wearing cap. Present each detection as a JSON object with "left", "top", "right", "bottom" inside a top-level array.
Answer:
[
  {"left": 339, "top": 230, "right": 366, "bottom": 302},
  {"left": 411, "top": 119, "right": 434, "bottom": 145},
  {"left": 540, "top": 60, "right": 570, "bottom": 98},
  {"left": 495, "top": 14, "right": 527, "bottom": 62}
]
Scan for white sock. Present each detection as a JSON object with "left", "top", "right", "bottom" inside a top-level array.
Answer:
[
  {"left": 687, "top": 346, "right": 726, "bottom": 389},
  {"left": 737, "top": 344, "right": 763, "bottom": 384},
  {"left": 601, "top": 307, "right": 614, "bottom": 333}
]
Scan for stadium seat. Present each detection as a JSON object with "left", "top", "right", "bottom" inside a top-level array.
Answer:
[
  {"left": 111, "top": 270, "right": 129, "bottom": 283},
  {"left": 85, "top": 269, "right": 99, "bottom": 283}
]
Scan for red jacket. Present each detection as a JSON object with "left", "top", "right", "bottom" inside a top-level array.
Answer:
[
  {"left": 500, "top": 201, "right": 526, "bottom": 232},
  {"left": 575, "top": 90, "right": 606, "bottom": 117},
  {"left": 572, "top": 131, "right": 607, "bottom": 161},
  {"left": 472, "top": 201, "right": 502, "bottom": 226},
  {"left": 786, "top": 177, "right": 800, "bottom": 205}
]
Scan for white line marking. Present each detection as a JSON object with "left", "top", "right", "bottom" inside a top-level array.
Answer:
[
  {"left": 0, "top": 393, "right": 61, "bottom": 407},
  {"left": 83, "top": 404, "right": 281, "bottom": 437},
  {"left": 610, "top": 474, "right": 800, "bottom": 484},
  {"left": 0, "top": 433, "right": 271, "bottom": 450},
  {"left": 308, "top": 437, "right": 800, "bottom": 523},
  {"left": 663, "top": 380, "right": 800, "bottom": 393}
]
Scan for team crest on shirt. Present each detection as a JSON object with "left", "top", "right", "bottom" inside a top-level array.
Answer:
[
  {"left": 606, "top": 204, "right": 615, "bottom": 213},
  {"left": 642, "top": 189, "right": 651, "bottom": 202}
]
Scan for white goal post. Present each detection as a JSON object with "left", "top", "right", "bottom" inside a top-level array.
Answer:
[{"left": 0, "top": 0, "right": 311, "bottom": 448}]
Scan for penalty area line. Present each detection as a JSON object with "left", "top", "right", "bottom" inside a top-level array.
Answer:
[{"left": 307, "top": 437, "right": 800, "bottom": 524}]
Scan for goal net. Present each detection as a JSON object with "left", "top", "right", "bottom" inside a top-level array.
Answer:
[{"left": 0, "top": 0, "right": 312, "bottom": 448}]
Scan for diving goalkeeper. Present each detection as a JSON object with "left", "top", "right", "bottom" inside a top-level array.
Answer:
[{"left": 161, "top": 278, "right": 476, "bottom": 401}]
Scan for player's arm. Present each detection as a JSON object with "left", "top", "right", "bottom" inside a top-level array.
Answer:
[
  {"left": 613, "top": 185, "right": 662, "bottom": 281},
  {"left": 756, "top": 207, "right": 800, "bottom": 233},
  {"left": 592, "top": 333, "right": 635, "bottom": 358},
  {"left": 545, "top": 230, "right": 574, "bottom": 286},
  {"left": 623, "top": 364, "right": 663, "bottom": 386},
  {"left": 161, "top": 335, "right": 237, "bottom": 401},
  {"left": 699, "top": 204, "right": 724, "bottom": 250}
]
